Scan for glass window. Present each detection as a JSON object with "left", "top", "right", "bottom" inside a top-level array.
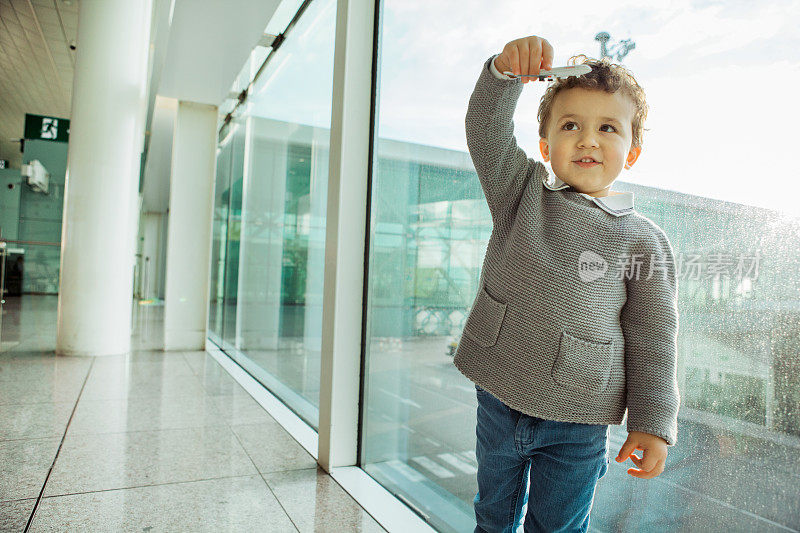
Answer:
[
  {"left": 208, "top": 126, "right": 234, "bottom": 340},
  {"left": 221, "top": 120, "right": 246, "bottom": 347},
  {"left": 360, "top": 1, "right": 800, "bottom": 531},
  {"left": 210, "top": 0, "right": 337, "bottom": 429}
]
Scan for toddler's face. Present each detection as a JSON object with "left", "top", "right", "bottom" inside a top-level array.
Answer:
[{"left": 539, "top": 87, "right": 641, "bottom": 197}]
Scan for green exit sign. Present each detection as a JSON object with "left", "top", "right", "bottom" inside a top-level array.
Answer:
[{"left": 24, "top": 113, "right": 70, "bottom": 142}]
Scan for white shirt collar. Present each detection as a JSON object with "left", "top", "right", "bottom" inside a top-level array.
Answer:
[{"left": 542, "top": 173, "right": 635, "bottom": 217}]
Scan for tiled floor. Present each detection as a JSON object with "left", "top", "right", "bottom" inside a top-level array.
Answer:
[{"left": 0, "top": 295, "right": 387, "bottom": 532}]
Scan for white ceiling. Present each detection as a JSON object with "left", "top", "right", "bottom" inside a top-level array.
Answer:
[
  {"left": 0, "top": 0, "right": 78, "bottom": 168},
  {"left": 0, "top": 0, "right": 281, "bottom": 179},
  {"left": 158, "top": 0, "right": 280, "bottom": 106},
  {"left": 1, "top": 0, "right": 282, "bottom": 215}
]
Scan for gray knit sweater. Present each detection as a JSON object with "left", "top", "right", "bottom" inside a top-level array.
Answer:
[{"left": 453, "top": 55, "right": 681, "bottom": 446}]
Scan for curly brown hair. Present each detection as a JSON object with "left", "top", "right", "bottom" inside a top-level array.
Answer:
[{"left": 537, "top": 54, "right": 648, "bottom": 148}]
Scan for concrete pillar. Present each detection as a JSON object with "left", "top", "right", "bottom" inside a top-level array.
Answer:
[
  {"left": 163, "top": 101, "right": 218, "bottom": 350},
  {"left": 56, "top": 0, "right": 153, "bottom": 356}
]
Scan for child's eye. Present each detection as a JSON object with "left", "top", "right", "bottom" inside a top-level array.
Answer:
[
  {"left": 562, "top": 122, "right": 578, "bottom": 131},
  {"left": 600, "top": 124, "right": 616, "bottom": 132}
]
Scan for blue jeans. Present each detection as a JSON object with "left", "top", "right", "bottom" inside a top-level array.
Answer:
[{"left": 473, "top": 384, "right": 610, "bottom": 533}]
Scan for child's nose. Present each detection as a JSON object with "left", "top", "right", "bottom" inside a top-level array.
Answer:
[{"left": 577, "top": 132, "right": 600, "bottom": 148}]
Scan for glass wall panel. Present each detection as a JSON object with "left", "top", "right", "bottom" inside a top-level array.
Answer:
[
  {"left": 361, "top": 1, "right": 800, "bottom": 531},
  {"left": 209, "top": 49, "right": 267, "bottom": 340},
  {"left": 208, "top": 127, "right": 234, "bottom": 340},
  {"left": 221, "top": 120, "right": 246, "bottom": 347},
  {"left": 219, "top": 0, "right": 337, "bottom": 429}
]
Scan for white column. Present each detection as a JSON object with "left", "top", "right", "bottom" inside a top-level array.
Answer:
[
  {"left": 56, "top": 0, "right": 152, "bottom": 357},
  {"left": 317, "top": 0, "right": 375, "bottom": 471},
  {"left": 163, "top": 101, "right": 218, "bottom": 351},
  {"left": 140, "top": 212, "right": 168, "bottom": 299}
]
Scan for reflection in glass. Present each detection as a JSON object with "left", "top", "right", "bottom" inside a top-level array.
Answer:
[
  {"left": 209, "top": 128, "right": 233, "bottom": 339},
  {"left": 222, "top": 121, "right": 245, "bottom": 347}
]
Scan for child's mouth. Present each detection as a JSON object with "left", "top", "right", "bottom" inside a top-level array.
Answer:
[{"left": 574, "top": 160, "right": 601, "bottom": 168}]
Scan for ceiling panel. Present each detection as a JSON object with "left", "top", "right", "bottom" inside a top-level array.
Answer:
[
  {"left": 0, "top": 0, "right": 77, "bottom": 168},
  {"left": 158, "top": 0, "right": 281, "bottom": 105}
]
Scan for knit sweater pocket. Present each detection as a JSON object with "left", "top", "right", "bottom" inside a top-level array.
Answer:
[
  {"left": 552, "top": 329, "right": 613, "bottom": 395},
  {"left": 462, "top": 284, "right": 508, "bottom": 348}
]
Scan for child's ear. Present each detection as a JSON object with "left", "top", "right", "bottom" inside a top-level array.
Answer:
[
  {"left": 539, "top": 138, "right": 550, "bottom": 162},
  {"left": 624, "top": 145, "right": 642, "bottom": 169}
]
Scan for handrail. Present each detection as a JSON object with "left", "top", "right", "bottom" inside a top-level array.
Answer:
[{"left": 0, "top": 239, "right": 59, "bottom": 247}]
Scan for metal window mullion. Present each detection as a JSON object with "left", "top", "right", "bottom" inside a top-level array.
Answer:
[
  {"left": 220, "top": 0, "right": 315, "bottom": 135},
  {"left": 317, "top": 0, "right": 376, "bottom": 471}
]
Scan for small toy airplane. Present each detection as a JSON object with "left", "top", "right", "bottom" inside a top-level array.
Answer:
[{"left": 502, "top": 64, "right": 591, "bottom": 81}]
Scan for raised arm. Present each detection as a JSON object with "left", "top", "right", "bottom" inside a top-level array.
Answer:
[
  {"left": 620, "top": 225, "right": 681, "bottom": 446},
  {"left": 465, "top": 37, "right": 553, "bottom": 225}
]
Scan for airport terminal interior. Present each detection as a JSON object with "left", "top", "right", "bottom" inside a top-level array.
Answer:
[{"left": 1, "top": 0, "right": 799, "bottom": 531}]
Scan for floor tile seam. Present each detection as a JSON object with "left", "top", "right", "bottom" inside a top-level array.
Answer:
[
  {"left": 0, "top": 421, "right": 253, "bottom": 443},
  {"left": 0, "top": 399, "right": 81, "bottom": 408},
  {"left": 60, "top": 422, "right": 236, "bottom": 440},
  {"left": 23, "top": 357, "right": 95, "bottom": 532},
  {"left": 86, "top": 365, "right": 205, "bottom": 376},
  {"left": 195, "top": 378, "right": 233, "bottom": 397},
  {"left": 180, "top": 352, "right": 199, "bottom": 374},
  {"left": 228, "top": 419, "right": 303, "bottom": 532},
  {"left": 190, "top": 359, "right": 255, "bottom": 394},
  {"left": 50, "top": 411, "right": 264, "bottom": 460},
  {"left": 0, "top": 355, "right": 94, "bottom": 363},
  {"left": 56, "top": 422, "right": 237, "bottom": 439},
  {"left": 269, "top": 467, "right": 387, "bottom": 521},
  {"left": 205, "top": 350, "right": 317, "bottom": 455},
  {"left": 74, "top": 390, "right": 254, "bottom": 410},
  {"left": 0, "top": 434, "right": 70, "bottom": 445},
  {"left": 87, "top": 365, "right": 196, "bottom": 374},
  {"left": 3, "top": 362, "right": 91, "bottom": 370},
  {"left": 226, "top": 416, "right": 303, "bottom": 476},
  {"left": 256, "top": 464, "right": 327, "bottom": 475},
  {"left": 60, "top": 394, "right": 227, "bottom": 407},
  {"left": 90, "top": 355, "right": 196, "bottom": 362},
  {"left": 256, "top": 480, "right": 302, "bottom": 533},
  {"left": 181, "top": 353, "right": 206, "bottom": 380},
  {"left": 76, "top": 390, "right": 220, "bottom": 402},
  {"left": 0, "top": 400, "right": 97, "bottom": 444},
  {"left": 226, "top": 418, "right": 287, "bottom": 432},
  {"left": 0, "top": 375, "right": 90, "bottom": 385},
  {"left": 38, "top": 473, "right": 272, "bottom": 500},
  {"left": 260, "top": 466, "right": 319, "bottom": 478},
  {"left": 205, "top": 343, "right": 374, "bottom": 526},
  {"left": 0, "top": 496, "right": 38, "bottom": 504},
  {"left": 0, "top": 367, "right": 90, "bottom": 377},
  {"left": 0, "top": 371, "right": 84, "bottom": 378},
  {"left": 0, "top": 351, "right": 93, "bottom": 357}
]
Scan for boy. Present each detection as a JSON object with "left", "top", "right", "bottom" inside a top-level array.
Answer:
[{"left": 453, "top": 35, "right": 680, "bottom": 532}]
